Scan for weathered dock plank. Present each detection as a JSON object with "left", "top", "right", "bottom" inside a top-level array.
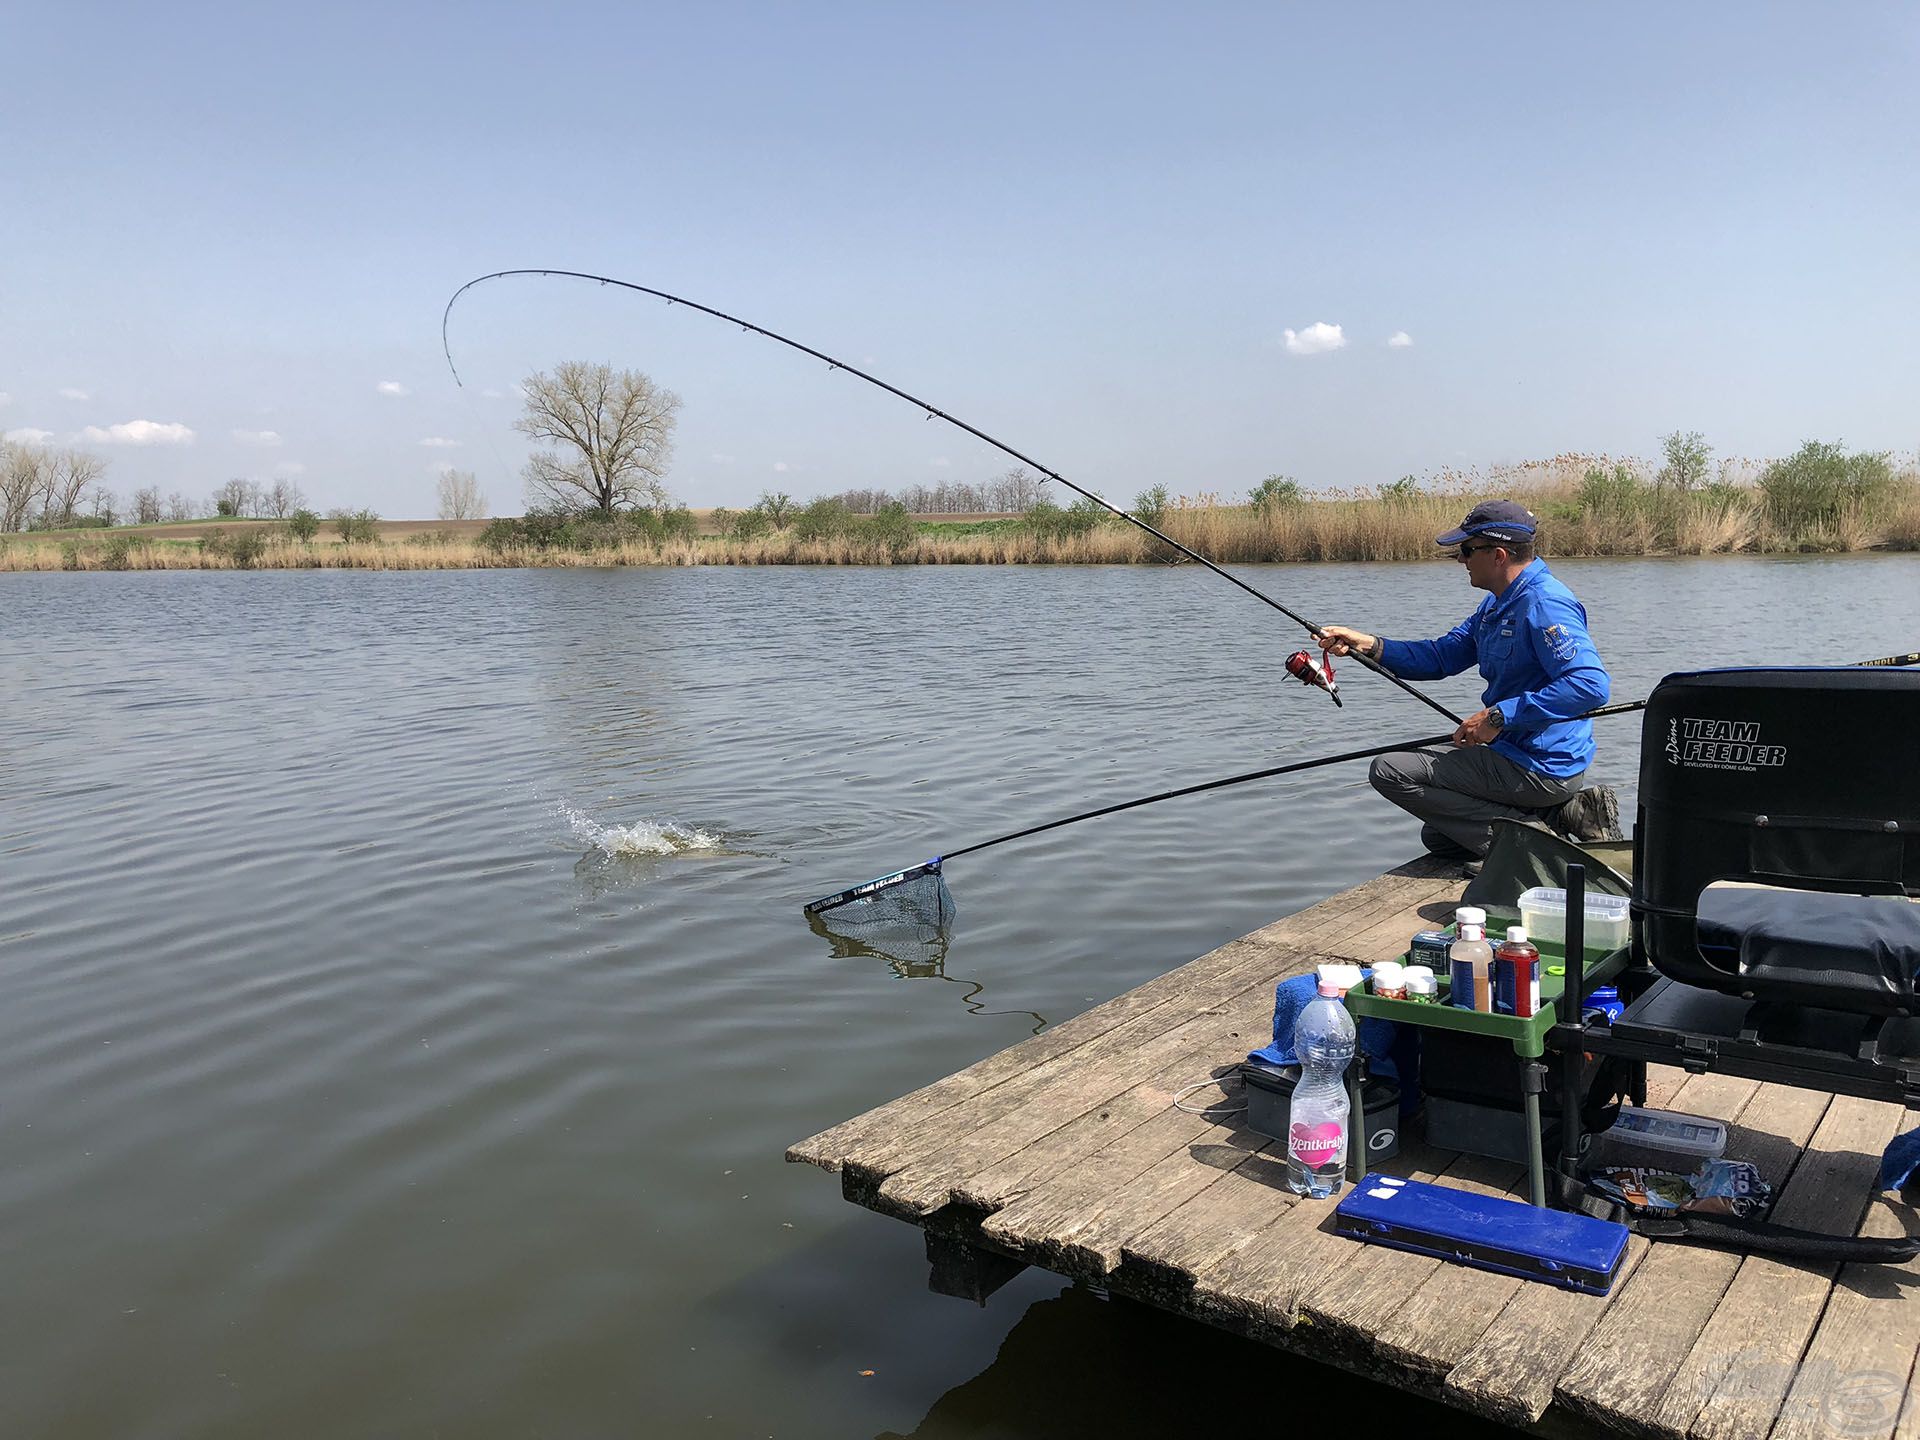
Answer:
[
  {"left": 969, "top": 868, "right": 1461, "bottom": 1278},
  {"left": 876, "top": 968, "right": 1283, "bottom": 1216},
  {"left": 1013, "top": 1114, "right": 1291, "bottom": 1280}
]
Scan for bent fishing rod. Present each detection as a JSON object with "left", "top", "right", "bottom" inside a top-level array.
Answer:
[
  {"left": 441, "top": 268, "right": 1461, "bottom": 725},
  {"left": 805, "top": 648, "right": 1920, "bottom": 914}
]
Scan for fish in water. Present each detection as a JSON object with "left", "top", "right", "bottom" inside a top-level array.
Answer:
[{"left": 559, "top": 803, "right": 722, "bottom": 858}]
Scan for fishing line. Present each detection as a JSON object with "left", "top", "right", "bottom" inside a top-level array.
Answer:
[
  {"left": 803, "top": 649, "right": 1918, "bottom": 929},
  {"left": 441, "top": 268, "right": 1461, "bottom": 725}
]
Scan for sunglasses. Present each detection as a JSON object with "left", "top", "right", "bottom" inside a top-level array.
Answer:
[{"left": 1454, "top": 541, "right": 1503, "bottom": 561}]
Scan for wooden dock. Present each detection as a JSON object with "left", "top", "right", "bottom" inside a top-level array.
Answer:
[{"left": 789, "top": 857, "right": 1920, "bottom": 1438}]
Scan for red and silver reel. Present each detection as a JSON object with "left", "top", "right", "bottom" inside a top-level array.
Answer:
[{"left": 1284, "top": 649, "right": 1342, "bottom": 706}]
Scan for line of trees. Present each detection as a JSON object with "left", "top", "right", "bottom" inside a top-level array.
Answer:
[
  {"left": 826, "top": 468, "right": 1045, "bottom": 514},
  {"left": 1, "top": 442, "right": 111, "bottom": 530},
  {"left": 0, "top": 439, "right": 337, "bottom": 532},
  {"left": 211, "top": 477, "right": 310, "bottom": 519}
]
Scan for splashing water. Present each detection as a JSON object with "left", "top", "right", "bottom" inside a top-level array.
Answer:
[{"left": 559, "top": 803, "right": 723, "bottom": 858}]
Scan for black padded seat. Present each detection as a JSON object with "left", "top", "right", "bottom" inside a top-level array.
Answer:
[
  {"left": 1697, "top": 889, "right": 1920, "bottom": 1016},
  {"left": 1632, "top": 666, "right": 1920, "bottom": 1014}
]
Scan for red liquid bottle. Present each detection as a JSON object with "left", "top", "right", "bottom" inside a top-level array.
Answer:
[{"left": 1493, "top": 926, "right": 1541, "bottom": 1018}]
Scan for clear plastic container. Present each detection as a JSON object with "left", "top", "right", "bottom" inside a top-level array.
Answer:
[
  {"left": 1517, "top": 886, "right": 1631, "bottom": 950},
  {"left": 1601, "top": 1106, "right": 1728, "bottom": 1170}
]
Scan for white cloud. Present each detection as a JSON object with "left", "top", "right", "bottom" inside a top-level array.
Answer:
[
  {"left": 708, "top": 452, "right": 736, "bottom": 464},
  {"left": 0, "top": 391, "right": 11, "bottom": 406},
  {"left": 929, "top": 457, "right": 951, "bottom": 468},
  {"left": 4, "top": 427, "right": 54, "bottom": 445},
  {"left": 772, "top": 461, "right": 789, "bottom": 473},
  {"left": 80, "top": 420, "right": 196, "bottom": 446},
  {"left": 274, "top": 461, "right": 306, "bottom": 477},
  {"left": 59, "top": 387, "right": 90, "bottom": 401},
  {"left": 480, "top": 388, "right": 507, "bottom": 399},
  {"left": 232, "top": 428, "right": 283, "bottom": 447},
  {"left": 1282, "top": 322, "right": 1347, "bottom": 356},
  {"left": 1387, "top": 331, "right": 1414, "bottom": 348},
  {"left": 376, "top": 380, "right": 409, "bottom": 397},
  {"left": 418, "top": 436, "right": 461, "bottom": 448}
]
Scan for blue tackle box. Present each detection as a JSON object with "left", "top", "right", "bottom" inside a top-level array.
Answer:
[{"left": 1333, "top": 1176, "right": 1629, "bottom": 1294}]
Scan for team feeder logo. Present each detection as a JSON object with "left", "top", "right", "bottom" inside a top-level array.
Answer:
[{"left": 1674, "top": 717, "right": 1788, "bottom": 771}]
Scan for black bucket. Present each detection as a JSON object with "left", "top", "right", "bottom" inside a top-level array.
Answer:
[{"left": 1239, "top": 1062, "right": 1402, "bottom": 1161}]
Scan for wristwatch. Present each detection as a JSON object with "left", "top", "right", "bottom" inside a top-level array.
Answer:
[{"left": 1485, "top": 707, "right": 1506, "bottom": 731}]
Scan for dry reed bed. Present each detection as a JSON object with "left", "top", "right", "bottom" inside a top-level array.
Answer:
[{"left": 7, "top": 481, "right": 1918, "bottom": 571}]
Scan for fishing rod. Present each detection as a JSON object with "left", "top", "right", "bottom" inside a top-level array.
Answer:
[
  {"left": 440, "top": 268, "right": 1461, "bottom": 726},
  {"left": 804, "top": 649, "right": 1919, "bottom": 917}
]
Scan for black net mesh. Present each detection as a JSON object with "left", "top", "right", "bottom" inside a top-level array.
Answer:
[{"left": 806, "top": 865, "right": 957, "bottom": 947}]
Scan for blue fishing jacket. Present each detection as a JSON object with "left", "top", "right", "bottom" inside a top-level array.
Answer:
[{"left": 1378, "top": 559, "right": 1610, "bottom": 779}]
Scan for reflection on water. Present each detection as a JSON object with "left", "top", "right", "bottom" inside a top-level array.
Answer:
[
  {"left": 809, "top": 906, "right": 1047, "bottom": 1035},
  {"left": 877, "top": 1283, "right": 1465, "bottom": 1439}
]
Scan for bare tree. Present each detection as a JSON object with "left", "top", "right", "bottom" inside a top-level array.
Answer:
[
  {"left": 987, "top": 465, "right": 1043, "bottom": 512},
  {"left": 215, "top": 478, "right": 251, "bottom": 517},
  {"left": 1, "top": 442, "right": 44, "bottom": 531},
  {"left": 133, "top": 486, "right": 164, "bottom": 525},
  {"left": 832, "top": 487, "right": 894, "bottom": 513},
  {"left": 264, "top": 478, "right": 305, "bottom": 519},
  {"left": 164, "top": 491, "right": 196, "bottom": 523},
  {"left": 436, "top": 468, "right": 487, "bottom": 520},
  {"left": 516, "top": 361, "right": 680, "bottom": 516},
  {"left": 88, "top": 487, "right": 118, "bottom": 524},
  {"left": 39, "top": 449, "right": 108, "bottom": 526}
]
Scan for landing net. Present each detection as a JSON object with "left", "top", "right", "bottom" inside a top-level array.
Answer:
[{"left": 803, "top": 859, "right": 957, "bottom": 950}]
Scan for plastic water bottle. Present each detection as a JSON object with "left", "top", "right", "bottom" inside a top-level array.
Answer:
[{"left": 1286, "top": 981, "right": 1357, "bottom": 1198}]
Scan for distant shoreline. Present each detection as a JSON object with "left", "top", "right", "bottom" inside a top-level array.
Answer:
[{"left": 5, "top": 486, "right": 1917, "bottom": 572}]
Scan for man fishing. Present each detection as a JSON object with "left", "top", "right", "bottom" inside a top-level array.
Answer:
[{"left": 1317, "top": 499, "right": 1620, "bottom": 872}]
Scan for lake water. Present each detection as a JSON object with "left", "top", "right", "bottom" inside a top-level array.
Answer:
[{"left": 4, "top": 554, "right": 1915, "bottom": 1438}]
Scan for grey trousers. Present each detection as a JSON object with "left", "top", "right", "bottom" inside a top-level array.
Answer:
[{"left": 1369, "top": 745, "right": 1586, "bottom": 860}]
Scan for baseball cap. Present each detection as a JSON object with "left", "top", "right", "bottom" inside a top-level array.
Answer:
[{"left": 1436, "top": 499, "right": 1537, "bottom": 547}]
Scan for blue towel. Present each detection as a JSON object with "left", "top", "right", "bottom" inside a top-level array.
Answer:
[
  {"left": 1879, "top": 1128, "right": 1920, "bottom": 1191},
  {"left": 1246, "top": 971, "right": 1421, "bottom": 1112}
]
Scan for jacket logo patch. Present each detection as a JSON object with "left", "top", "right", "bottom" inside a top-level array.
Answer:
[{"left": 1542, "top": 623, "right": 1578, "bottom": 661}]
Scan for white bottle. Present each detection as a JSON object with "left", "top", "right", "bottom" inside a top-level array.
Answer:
[
  {"left": 1286, "top": 981, "right": 1358, "bottom": 1198},
  {"left": 1449, "top": 906, "right": 1496, "bottom": 1013}
]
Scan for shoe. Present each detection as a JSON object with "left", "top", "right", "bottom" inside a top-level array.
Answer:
[
  {"left": 1548, "top": 785, "right": 1623, "bottom": 843},
  {"left": 1462, "top": 860, "right": 1484, "bottom": 879}
]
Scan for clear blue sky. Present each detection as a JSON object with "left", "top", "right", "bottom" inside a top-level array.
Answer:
[{"left": 4, "top": 2, "right": 1916, "bottom": 516}]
